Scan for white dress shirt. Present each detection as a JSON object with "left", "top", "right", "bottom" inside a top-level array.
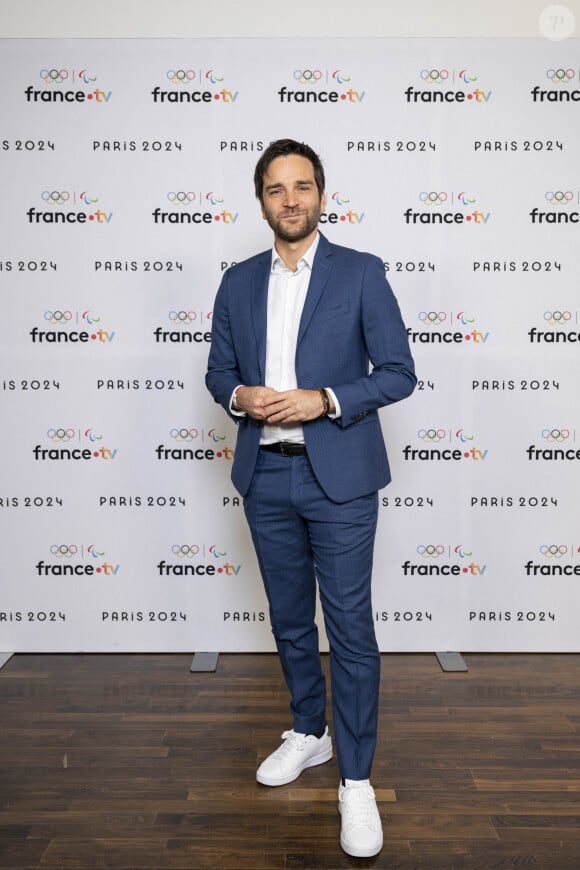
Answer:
[{"left": 231, "top": 233, "right": 340, "bottom": 443}]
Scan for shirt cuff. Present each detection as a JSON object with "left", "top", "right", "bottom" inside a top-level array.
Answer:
[
  {"left": 325, "top": 387, "right": 341, "bottom": 419},
  {"left": 229, "top": 385, "right": 246, "bottom": 417}
]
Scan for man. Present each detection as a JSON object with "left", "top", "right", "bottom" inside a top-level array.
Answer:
[{"left": 206, "top": 139, "right": 416, "bottom": 858}]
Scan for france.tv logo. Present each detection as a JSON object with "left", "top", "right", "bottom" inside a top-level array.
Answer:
[
  {"left": 30, "top": 310, "right": 115, "bottom": 345},
  {"left": 152, "top": 69, "right": 238, "bottom": 103},
  {"left": 278, "top": 68, "right": 365, "bottom": 103},
  {"left": 152, "top": 191, "right": 238, "bottom": 225},
  {"left": 27, "top": 190, "right": 113, "bottom": 225},
  {"left": 157, "top": 543, "right": 242, "bottom": 577},
  {"left": 32, "top": 427, "right": 118, "bottom": 462},
  {"left": 405, "top": 68, "right": 491, "bottom": 103},
  {"left": 35, "top": 542, "right": 119, "bottom": 576},
  {"left": 25, "top": 68, "right": 111, "bottom": 103}
]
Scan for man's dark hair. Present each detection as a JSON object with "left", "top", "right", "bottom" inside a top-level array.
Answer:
[{"left": 254, "top": 138, "right": 325, "bottom": 203}]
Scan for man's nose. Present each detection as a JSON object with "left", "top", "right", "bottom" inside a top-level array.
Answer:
[{"left": 283, "top": 191, "right": 299, "bottom": 208}]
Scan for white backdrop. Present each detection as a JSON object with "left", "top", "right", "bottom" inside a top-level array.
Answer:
[{"left": 1, "top": 37, "right": 579, "bottom": 652}]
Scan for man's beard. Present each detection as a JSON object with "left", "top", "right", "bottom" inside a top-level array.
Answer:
[{"left": 263, "top": 204, "right": 322, "bottom": 243}]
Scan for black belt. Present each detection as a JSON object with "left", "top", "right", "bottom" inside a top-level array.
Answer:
[{"left": 261, "top": 442, "right": 307, "bottom": 456}]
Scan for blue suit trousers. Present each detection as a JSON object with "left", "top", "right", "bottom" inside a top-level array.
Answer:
[{"left": 243, "top": 449, "right": 380, "bottom": 781}]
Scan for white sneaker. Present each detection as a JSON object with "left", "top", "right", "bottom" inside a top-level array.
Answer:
[
  {"left": 338, "top": 778, "right": 383, "bottom": 857},
  {"left": 256, "top": 727, "right": 333, "bottom": 786}
]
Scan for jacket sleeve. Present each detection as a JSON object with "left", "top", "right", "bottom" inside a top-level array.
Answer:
[
  {"left": 331, "top": 255, "right": 416, "bottom": 427},
  {"left": 205, "top": 270, "right": 242, "bottom": 422}
]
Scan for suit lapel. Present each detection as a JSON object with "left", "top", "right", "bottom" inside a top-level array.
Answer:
[
  {"left": 297, "top": 234, "right": 334, "bottom": 344},
  {"left": 250, "top": 252, "right": 271, "bottom": 383}
]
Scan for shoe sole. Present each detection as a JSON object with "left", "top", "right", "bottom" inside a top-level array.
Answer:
[
  {"left": 339, "top": 833, "right": 383, "bottom": 859},
  {"left": 256, "top": 745, "right": 333, "bottom": 786}
]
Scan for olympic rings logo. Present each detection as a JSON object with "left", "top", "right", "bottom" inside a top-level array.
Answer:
[
  {"left": 417, "top": 429, "right": 447, "bottom": 443},
  {"left": 45, "top": 310, "right": 72, "bottom": 325},
  {"left": 420, "top": 69, "right": 449, "bottom": 84},
  {"left": 167, "top": 191, "right": 196, "bottom": 206},
  {"left": 417, "top": 545, "right": 445, "bottom": 558},
  {"left": 50, "top": 544, "right": 78, "bottom": 558},
  {"left": 170, "top": 428, "right": 198, "bottom": 442},
  {"left": 419, "top": 311, "right": 446, "bottom": 326},
  {"left": 545, "top": 191, "right": 573, "bottom": 205},
  {"left": 544, "top": 310, "right": 572, "bottom": 325},
  {"left": 167, "top": 69, "right": 196, "bottom": 84},
  {"left": 47, "top": 428, "right": 76, "bottom": 442},
  {"left": 293, "top": 69, "right": 322, "bottom": 84},
  {"left": 546, "top": 68, "right": 575, "bottom": 83},
  {"left": 42, "top": 191, "right": 70, "bottom": 205},
  {"left": 540, "top": 544, "right": 568, "bottom": 558},
  {"left": 40, "top": 68, "right": 69, "bottom": 84},
  {"left": 172, "top": 545, "right": 200, "bottom": 557},
  {"left": 169, "top": 311, "right": 197, "bottom": 325},
  {"left": 541, "top": 428, "right": 570, "bottom": 442},
  {"left": 205, "top": 70, "right": 224, "bottom": 84},
  {"left": 332, "top": 70, "right": 351, "bottom": 84},
  {"left": 419, "top": 191, "right": 447, "bottom": 206},
  {"left": 331, "top": 192, "right": 351, "bottom": 206}
]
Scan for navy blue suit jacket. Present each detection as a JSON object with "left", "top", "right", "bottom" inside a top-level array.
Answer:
[{"left": 206, "top": 233, "right": 416, "bottom": 503}]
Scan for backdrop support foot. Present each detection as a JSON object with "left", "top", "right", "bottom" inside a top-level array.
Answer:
[
  {"left": 190, "top": 652, "right": 219, "bottom": 672},
  {"left": 436, "top": 652, "right": 468, "bottom": 672}
]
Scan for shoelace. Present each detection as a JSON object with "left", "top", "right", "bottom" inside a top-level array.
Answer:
[
  {"left": 340, "top": 783, "right": 377, "bottom": 830},
  {"left": 272, "top": 730, "right": 306, "bottom": 758}
]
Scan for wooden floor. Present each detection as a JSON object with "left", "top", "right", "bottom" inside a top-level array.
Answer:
[{"left": 1, "top": 653, "right": 580, "bottom": 870}]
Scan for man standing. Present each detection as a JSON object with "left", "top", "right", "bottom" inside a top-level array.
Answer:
[{"left": 206, "top": 139, "right": 415, "bottom": 858}]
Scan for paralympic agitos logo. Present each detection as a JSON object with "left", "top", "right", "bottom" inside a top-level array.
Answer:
[{"left": 277, "top": 68, "right": 365, "bottom": 104}]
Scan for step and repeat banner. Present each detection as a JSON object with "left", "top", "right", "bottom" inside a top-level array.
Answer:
[{"left": 1, "top": 38, "right": 579, "bottom": 652}]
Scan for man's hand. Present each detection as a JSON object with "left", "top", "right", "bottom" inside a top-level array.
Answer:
[
  {"left": 262, "top": 389, "right": 330, "bottom": 423},
  {"left": 234, "top": 386, "right": 279, "bottom": 420}
]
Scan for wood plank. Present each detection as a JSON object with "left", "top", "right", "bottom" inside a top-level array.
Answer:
[{"left": 1, "top": 652, "right": 580, "bottom": 869}]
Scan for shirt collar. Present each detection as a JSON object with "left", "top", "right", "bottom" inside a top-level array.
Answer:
[{"left": 271, "top": 233, "right": 320, "bottom": 274}]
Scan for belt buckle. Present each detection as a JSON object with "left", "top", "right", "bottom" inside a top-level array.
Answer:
[{"left": 279, "top": 442, "right": 292, "bottom": 456}]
